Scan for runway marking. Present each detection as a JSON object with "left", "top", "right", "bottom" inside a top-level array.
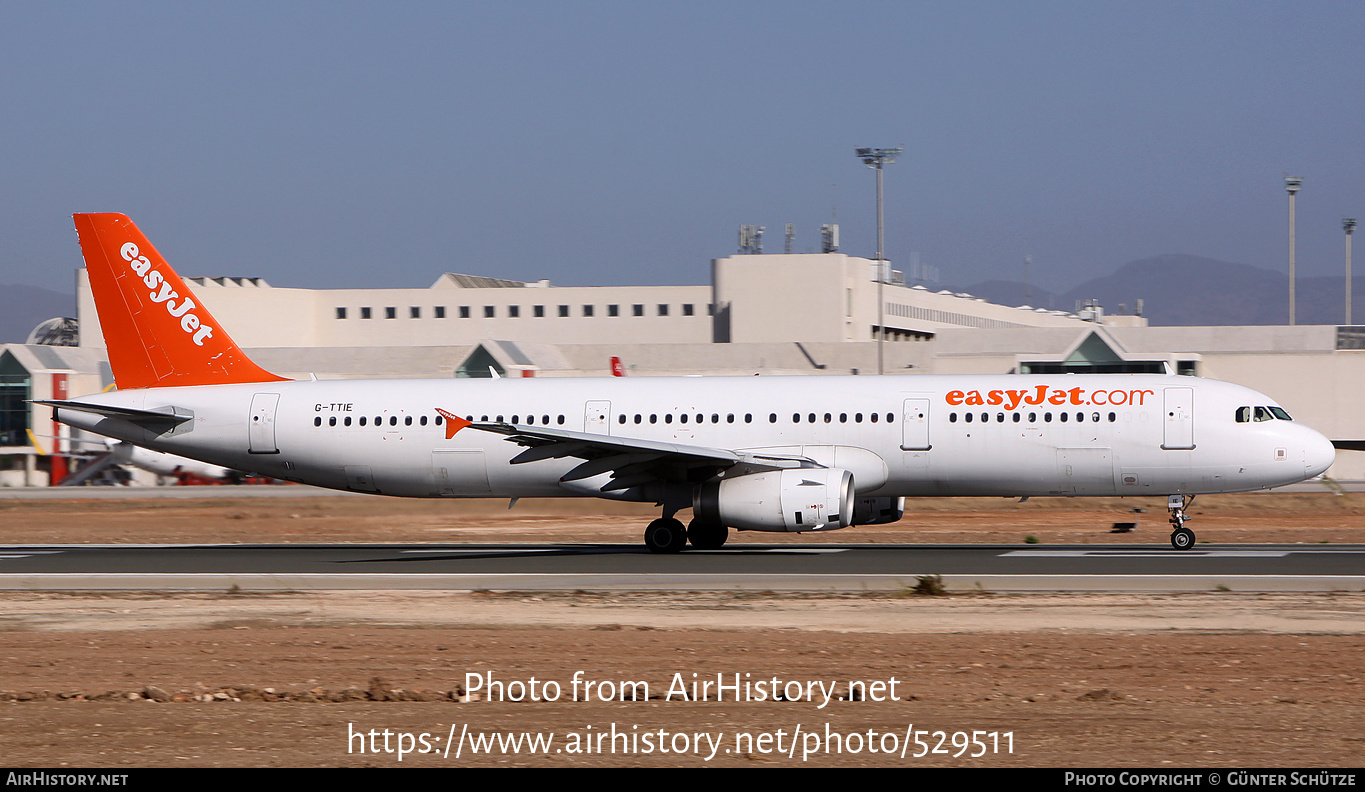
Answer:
[
  {"left": 400, "top": 549, "right": 562, "bottom": 555},
  {"left": 399, "top": 548, "right": 850, "bottom": 556},
  {"left": 1000, "top": 550, "right": 1296, "bottom": 558}
]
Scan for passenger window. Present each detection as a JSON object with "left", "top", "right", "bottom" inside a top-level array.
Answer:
[
  {"left": 996, "top": 413, "right": 1004, "bottom": 422},
  {"left": 329, "top": 417, "right": 336, "bottom": 427},
  {"left": 313, "top": 417, "right": 321, "bottom": 427},
  {"left": 949, "top": 413, "right": 958, "bottom": 423},
  {"left": 1060, "top": 412, "right": 1069, "bottom": 423},
  {"left": 965, "top": 413, "right": 973, "bottom": 423},
  {"left": 344, "top": 417, "right": 352, "bottom": 426},
  {"left": 1012, "top": 413, "right": 1020, "bottom": 423}
]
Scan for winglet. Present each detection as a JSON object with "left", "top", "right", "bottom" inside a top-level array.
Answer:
[
  {"left": 436, "top": 408, "right": 472, "bottom": 439},
  {"left": 73, "top": 213, "right": 288, "bottom": 390}
]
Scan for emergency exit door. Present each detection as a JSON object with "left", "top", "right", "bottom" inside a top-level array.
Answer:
[{"left": 248, "top": 393, "right": 280, "bottom": 454}]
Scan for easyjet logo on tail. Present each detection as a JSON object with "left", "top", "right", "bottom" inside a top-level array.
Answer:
[
  {"left": 119, "top": 242, "right": 215, "bottom": 346},
  {"left": 946, "top": 385, "right": 1154, "bottom": 410}
]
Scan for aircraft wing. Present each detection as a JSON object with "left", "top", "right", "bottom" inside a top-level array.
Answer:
[{"left": 465, "top": 421, "right": 815, "bottom": 492}]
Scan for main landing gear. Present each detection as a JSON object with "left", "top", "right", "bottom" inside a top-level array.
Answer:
[
  {"left": 1167, "top": 494, "right": 1195, "bottom": 550},
  {"left": 643, "top": 516, "right": 729, "bottom": 553}
]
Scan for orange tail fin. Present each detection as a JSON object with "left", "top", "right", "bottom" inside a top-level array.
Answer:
[{"left": 74, "top": 213, "right": 288, "bottom": 389}]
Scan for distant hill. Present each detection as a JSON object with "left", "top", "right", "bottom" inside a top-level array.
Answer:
[
  {"left": 965, "top": 254, "right": 1357, "bottom": 326},
  {"left": 0, "top": 284, "right": 75, "bottom": 343}
]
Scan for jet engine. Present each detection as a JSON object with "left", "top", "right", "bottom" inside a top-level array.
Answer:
[{"left": 694, "top": 468, "right": 853, "bottom": 532}]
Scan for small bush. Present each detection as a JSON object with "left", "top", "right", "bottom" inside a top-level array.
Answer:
[{"left": 912, "top": 574, "right": 946, "bottom": 596}]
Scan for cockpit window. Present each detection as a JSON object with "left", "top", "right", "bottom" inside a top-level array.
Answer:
[{"left": 1237, "top": 405, "right": 1293, "bottom": 422}]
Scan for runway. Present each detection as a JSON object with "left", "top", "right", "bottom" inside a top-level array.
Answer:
[{"left": 1, "top": 542, "right": 1361, "bottom": 592}]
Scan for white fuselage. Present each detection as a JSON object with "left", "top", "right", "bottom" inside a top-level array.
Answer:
[{"left": 56, "top": 373, "right": 1335, "bottom": 505}]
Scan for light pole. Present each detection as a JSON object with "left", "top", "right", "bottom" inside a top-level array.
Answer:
[
  {"left": 1346, "top": 218, "right": 1358, "bottom": 325},
  {"left": 857, "top": 146, "right": 903, "bottom": 374},
  {"left": 1285, "top": 176, "right": 1302, "bottom": 325}
]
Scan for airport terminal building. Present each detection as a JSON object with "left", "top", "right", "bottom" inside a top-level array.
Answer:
[{"left": 5, "top": 250, "right": 1365, "bottom": 483}]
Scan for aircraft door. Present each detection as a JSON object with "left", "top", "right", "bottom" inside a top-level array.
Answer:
[
  {"left": 900, "top": 398, "right": 931, "bottom": 451},
  {"left": 584, "top": 401, "right": 611, "bottom": 435},
  {"left": 1162, "top": 387, "right": 1195, "bottom": 450},
  {"left": 248, "top": 393, "right": 280, "bottom": 454}
]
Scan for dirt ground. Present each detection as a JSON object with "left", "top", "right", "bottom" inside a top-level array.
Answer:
[
  {"left": 0, "top": 490, "right": 1363, "bottom": 768},
  {"left": 4, "top": 488, "right": 1365, "bottom": 545}
]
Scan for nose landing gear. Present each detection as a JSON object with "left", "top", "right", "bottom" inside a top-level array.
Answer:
[{"left": 1167, "top": 494, "right": 1195, "bottom": 550}]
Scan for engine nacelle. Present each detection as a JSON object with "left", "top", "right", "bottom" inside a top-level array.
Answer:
[
  {"left": 851, "top": 496, "right": 905, "bottom": 526},
  {"left": 694, "top": 468, "right": 854, "bottom": 532}
]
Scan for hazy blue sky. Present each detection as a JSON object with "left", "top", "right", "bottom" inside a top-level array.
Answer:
[{"left": 2, "top": 1, "right": 1361, "bottom": 295}]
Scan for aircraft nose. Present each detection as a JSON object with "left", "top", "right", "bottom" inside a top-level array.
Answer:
[{"left": 1304, "top": 428, "right": 1336, "bottom": 478}]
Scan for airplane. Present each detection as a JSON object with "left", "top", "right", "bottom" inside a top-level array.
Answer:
[
  {"left": 50, "top": 436, "right": 236, "bottom": 486},
  {"left": 41, "top": 213, "right": 1336, "bottom": 552}
]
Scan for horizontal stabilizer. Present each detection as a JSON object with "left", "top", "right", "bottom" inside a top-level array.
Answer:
[{"left": 33, "top": 399, "right": 192, "bottom": 428}]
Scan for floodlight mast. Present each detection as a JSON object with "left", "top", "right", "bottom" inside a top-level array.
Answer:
[
  {"left": 857, "top": 146, "right": 903, "bottom": 374},
  {"left": 1285, "top": 176, "right": 1302, "bottom": 325},
  {"left": 1346, "top": 218, "right": 1358, "bottom": 325}
]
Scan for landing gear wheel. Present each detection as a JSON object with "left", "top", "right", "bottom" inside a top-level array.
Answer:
[
  {"left": 687, "top": 519, "right": 729, "bottom": 550},
  {"left": 644, "top": 517, "right": 688, "bottom": 554},
  {"left": 1170, "top": 527, "right": 1195, "bottom": 550},
  {"left": 1166, "top": 494, "right": 1195, "bottom": 551}
]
